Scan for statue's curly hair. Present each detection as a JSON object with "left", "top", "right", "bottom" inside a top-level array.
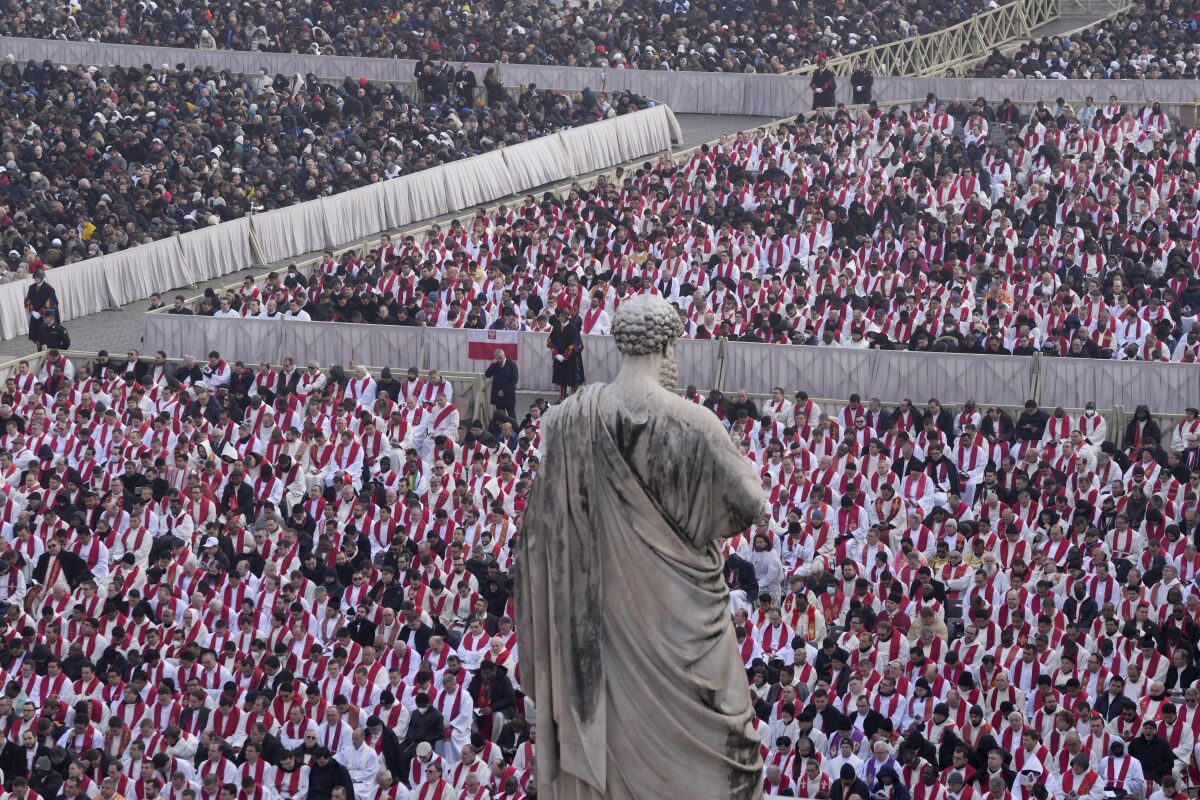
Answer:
[{"left": 612, "top": 293, "right": 681, "bottom": 356}]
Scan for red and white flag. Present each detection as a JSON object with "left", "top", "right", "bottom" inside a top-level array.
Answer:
[{"left": 467, "top": 329, "right": 519, "bottom": 360}]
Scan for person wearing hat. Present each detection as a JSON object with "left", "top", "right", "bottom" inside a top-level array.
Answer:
[
  {"left": 944, "top": 769, "right": 976, "bottom": 800},
  {"left": 1128, "top": 717, "right": 1176, "bottom": 788},
  {"left": 24, "top": 268, "right": 59, "bottom": 351},
  {"left": 546, "top": 304, "right": 585, "bottom": 403}
]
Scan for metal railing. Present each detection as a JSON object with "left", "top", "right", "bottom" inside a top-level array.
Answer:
[
  {"left": 950, "top": 0, "right": 1136, "bottom": 76},
  {"left": 789, "top": 0, "right": 1061, "bottom": 77},
  {"left": 1073, "top": 0, "right": 1128, "bottom": 12}
]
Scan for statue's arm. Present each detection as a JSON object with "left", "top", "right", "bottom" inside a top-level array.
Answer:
[{"left": 690, "top": 405, "right": 765, "bottom": 535}]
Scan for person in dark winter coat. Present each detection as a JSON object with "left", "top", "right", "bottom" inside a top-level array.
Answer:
[
  {"left": 1125, "top": 405, "right": 1162, "bottom": 450},
  {"left": 1128, "top": 719, "right": 1178, "bottom": 785},
  {"left": 306, "top": 748, "right": 355, "bottom": 800},
  {"left": 398, "top": 694, "right": 445, "bottom": 782},
  {"left": 466, "top": 660, "right": 517, "bottom": 736},
  {"left": 483, "top": 349, "right": 519, "bottom": 421},
  {"left": 831, "top": 762, "right": 871, "bottom": 800},
  {"left": 365, "top": 716, "right": 405, "bottom": 781}
]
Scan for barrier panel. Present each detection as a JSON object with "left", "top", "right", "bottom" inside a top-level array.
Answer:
[
  {"left": 144, "top": 314, "right": 1200, "bottom": 415},
  {"left": 721, "top": 342, "right": 1035, "bottom": 406},
  {"left": 179, "top": 218, "right": 254, "bottom": 283},
  {"left": 145, "top": 313, "right": 1033, "bottom": 403},
  {"left": 0, "top": 106, "right": 680, "bottom": 342},
  {"left": 675, "top": 339, "right": 722, "bottom": 392},
  {"left": 501, "top": 137, "right": 576, "bottom": 190},
  {"left": 101, "top": 238, "right": 194, "bottom": 307},
  {"left": 1037, "top": 358, "right": 1200, "bottom": 415},
  {"left": 4, "top": 35, "right": 1197, "bottom": 116},
  {"left": 143, "top": 314, "right": 284, "bottom": 365},
  {"left": 47, "top": 258, "right": 116, "bottom": 320},
  {"left": 249, "top": 203, "right": 334, "bottom": 264},
  {"left": 0, "top": 282, "right": 28, "bottom": 340},
  {"left": 321, "top": 184, "right": 391, "bottom": 251},
  {"left": 441, "top": 150, "right": 516, "bottom": 212},
  {"left": 282, "top": 321, "right": 424, "bottom": 372}
]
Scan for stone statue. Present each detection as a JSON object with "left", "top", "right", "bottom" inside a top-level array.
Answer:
[{"left": 516, "top": 293, "right": 765, "bottom": 800}]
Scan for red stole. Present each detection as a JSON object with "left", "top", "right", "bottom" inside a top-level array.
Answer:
[{"left": 1105, "top": 756, "right": 1132, "bottom": 789}]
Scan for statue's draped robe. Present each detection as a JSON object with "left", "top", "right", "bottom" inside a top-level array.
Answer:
[{"left": 517, "top": 383, "right": 763, "bottom": 800}]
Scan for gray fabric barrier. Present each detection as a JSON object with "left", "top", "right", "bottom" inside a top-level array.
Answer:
[
  {"left": 721, "top": 341, "right": 878, "bottom": 400},
  {"left": 250, "top": 203, "right": 334, "bottom": 264},
  {"left": 721, "top": 343, "right": 1035, "bottom": 406},
  {"left": 442, "top": 150, "right": 515, "bottom": 211},
  {"left": 501, "top": 137, "right": 576, "bottom": 189},
  {"left": 1038, "top": 359, "right": 1200, "bottom": 415},
  {"left": 102, "top": 238, "right": 193, "bottom": 307},
  {"left": 51, "top": 259, "right": 116, "bottom": 320},
  {"left": 559, "top": 121, "right": 626, "bottom": 176},
  {"left": 676, "top": 339, "right": 722, "bottom": 392},
  {"left": 144, "top": 314, "right": 1045, "bottom": 405},
  {"left": 5, "top": 36, "right": 1199, "bottom": 116},
  {"left": 179, "top": 219, "right": 253, "bottom": 283},
  {"left": 0, "top": 281, "right": 27, "bottom": 340},
  {"left": 143, "top": 314, "right": 285, "bottom": 365},
  {"left": 0, "top": 106, "right": 679, "bottom": 342},
  {"left": 282, "top": 321, "right": 424, "bottom": 371},
  {"left": 145, "top": 314, "right": 1200, "bottom": 410},
  {"left": 322, "top": 184, "right": 391, "bottom": 252},
  {"left": 1, "top": 238, "right": 193, "bottom": 341}
]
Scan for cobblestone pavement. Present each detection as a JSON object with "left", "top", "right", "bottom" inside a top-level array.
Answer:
[{"left": 0, "top": 113, "right": 774, "bottom": 363}]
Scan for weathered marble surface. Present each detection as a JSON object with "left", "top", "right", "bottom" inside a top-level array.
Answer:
[{"left": 516, "top": 294, "right": 765, "bottom": 800}]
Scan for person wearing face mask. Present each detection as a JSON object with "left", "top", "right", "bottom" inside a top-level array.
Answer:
[{"left": 399, "top": 693, "right": 446, "bottom": 783}]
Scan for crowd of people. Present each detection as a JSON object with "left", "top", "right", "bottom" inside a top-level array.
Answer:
[
  {"left": 0, "top": 0, "right": 1003, "bottom": 73},
  {"left": 188, "top": 97, "right": 1200, "bottom": 365},
  {"left": 973, "top": 0, "right": 1200, "bottom": 79},
  {"left": 0, "top": 58, "right": 649, "bottom": 281},
  {"left": 0, "top": 337, "right": 1199, "bottom": 800},
  {"left": 0, "top": 349, "right": 539, "bottom": 800}
]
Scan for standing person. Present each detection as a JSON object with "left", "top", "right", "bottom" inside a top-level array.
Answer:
[
  {"left": 484, "top": 68, "right": 507, "bottom": 107},
  {"left": 850, "top": 62, "right": 873, "bottom": 105},
  {"left": 484, "top": 349, "right": 519, "bottom": 421},
  {"left": 25, "top": 269, "right": 58, "bottom": 351},
  {"left": 810, "top": 55, "right": 836, "bottom": 109},
  {"left": 547, "top": 307, "right": 584, "bottom": 403}
]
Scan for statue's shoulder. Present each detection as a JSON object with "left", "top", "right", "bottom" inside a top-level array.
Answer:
[
  {"left": 541, "top": 384, "right": 606, "bottom": 429},
  {"left": 660, "top": 390, "right": 724, "bottom": 430}
]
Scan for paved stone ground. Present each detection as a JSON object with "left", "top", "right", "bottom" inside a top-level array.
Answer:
[{"left": 0, "top": 113, "right": 773, "bottom": 362}]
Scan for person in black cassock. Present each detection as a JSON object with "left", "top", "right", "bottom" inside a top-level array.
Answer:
[
  {"left": 810, "top": 55, "right": 836, "bottom": 109},
  {"left": 547, "top": 306, "right": 585, "bottom": 402},
  {"left": 307, "top": 747, "right": 355, "bottom": 800},
  {"left": 24, "top": 269, "right": 58, "bottom": 350}
]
